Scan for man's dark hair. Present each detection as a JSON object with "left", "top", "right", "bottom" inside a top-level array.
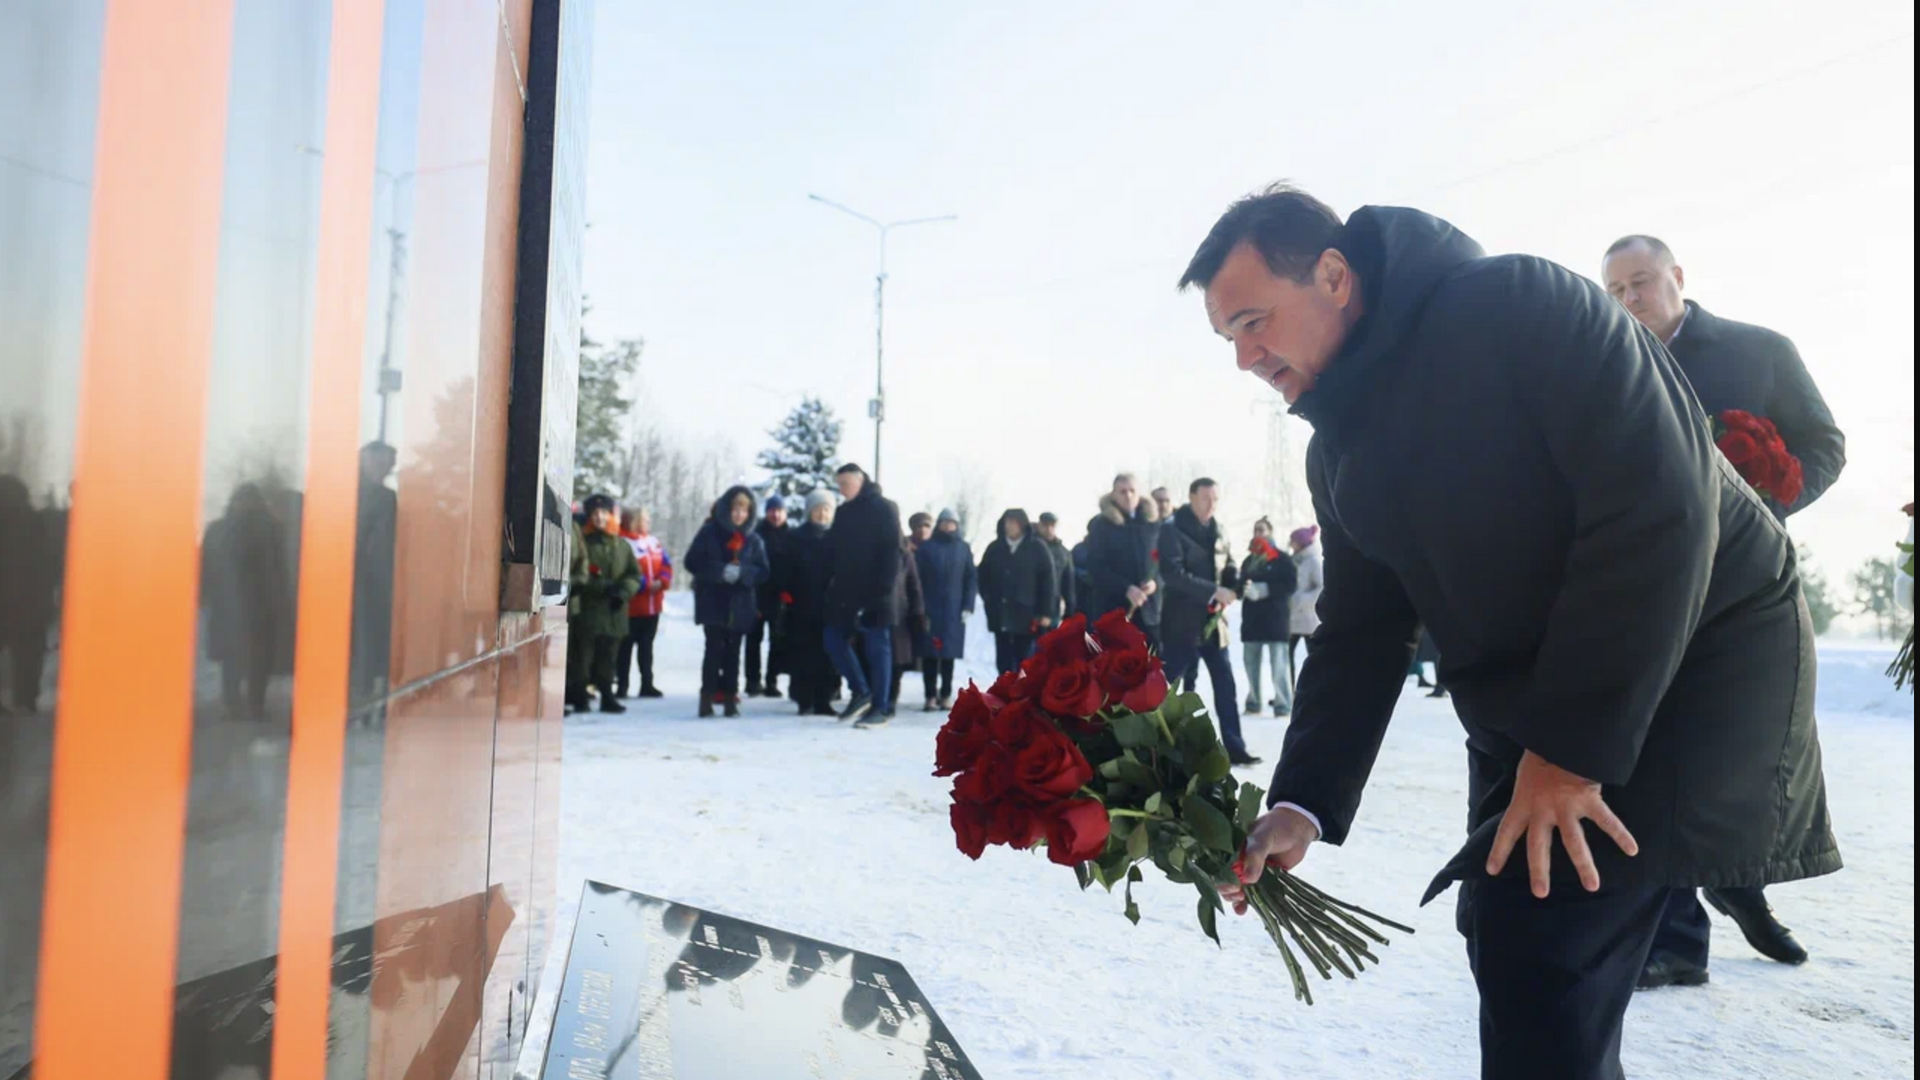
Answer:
[
  {"left": 1605, "top": 234, "right": 1675, "bottom": 264},
  {"left": 908, "top": 511, "right": 933, "bottom": 530},
  {"left": 1178, "top": 182, "right": 1346, "bottom": 291},
  {"left": 834, "top": 462, "right": 866, "bottom": 478},
  {"left": 1189, "top": 477, "right": 1218, "bottom": 496}
]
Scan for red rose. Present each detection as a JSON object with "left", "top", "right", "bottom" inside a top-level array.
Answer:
[
  {"left": 1093, "top": 608, "right": 1149, "bottom": 653},
  {"left": 1040, "top": 659, "right": 1105, "bottom": 720},
  {"left": 1019, "top": 648, "right": 1053, "bottom": 688},
  {"left": 951, "top": 798, "right": 991, "bottom": 860},
  {"left": 988, "top": 698, "right": 1047, "bottom": 750},
  {"left": 987, "top": 669, "right": 1031, "bottom": 705},
  {"left": 1012, "top": 722, "right": 1094, "bottom": 801},
  {"left": 1094, "top": 645, "right": 1169, "bottom": 713},
  {"left": 1042, "top": 798, "right": 1112, "bottom": 866},
  {"left": 934, "top": 686, "right": 994, "bottom": 777},
  {"left": 1717, "top": 430, "right": 1761, "bottom": 467},
  {"left": 1720, "top": 409, "right": 1765, "bottom": 436},
  {"left": 725, "top": 532, "right": 745, "bottom": 553},
  {"left": 987, "top": 801, "right": 1044, "bottom": 848},
  {"left": 779, "top": 591, "right": 795, "bottom": 605},
  {"left": 1149, "top": 548, "right": 1159, "bottom": 564},
  {"left": 1035, "top": 614, "right": 1092, "bottom": 664},
  {"left": 588, "top": 563, "right": 603, "bottom": 577},
  {"left": 953, "top": 748, "right": 1016, "bottom": 805},
  {"left": 1775, "top": 457, "right": 1805, "bottom": 508}
]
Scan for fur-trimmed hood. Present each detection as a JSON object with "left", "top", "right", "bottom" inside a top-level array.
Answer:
[{"left": 1098, "top": 492, "right": 1161, "bottom": 527}]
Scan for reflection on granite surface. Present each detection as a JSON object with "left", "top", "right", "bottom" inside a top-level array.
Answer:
[{"left": 547, "top": 883, "right": 984, "bottom": 1080}]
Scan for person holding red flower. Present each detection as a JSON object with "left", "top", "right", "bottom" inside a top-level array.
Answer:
[
  {"left": 683, "top": 486, "right": 772, "bottom": 718},
  {"left": 1604, "top": 234, "right": 1846, "bottom": 988},
  {"left": 1185, "top": 186, "right": 1836, "bottom": 1080},
  {"left": 1239, "top": 517, "right": 1299, "bottom": 717},
  {"left": 567, "top": 493, "right": 642, "bottom": 714}
]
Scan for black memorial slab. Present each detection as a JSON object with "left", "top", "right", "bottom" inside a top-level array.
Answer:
[{"left": 544, "top": 881, "right": 985, "bottom": 1080}]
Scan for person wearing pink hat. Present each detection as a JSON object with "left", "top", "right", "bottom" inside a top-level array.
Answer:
[{"left": 1287, "top": 525, "right": 1323, "bottom": 682}]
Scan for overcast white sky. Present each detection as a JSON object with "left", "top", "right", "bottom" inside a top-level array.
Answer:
[{"left": 581, "top": 0, "right": 1914, "bottom": 579}]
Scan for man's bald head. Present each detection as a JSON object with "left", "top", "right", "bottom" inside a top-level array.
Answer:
[{"left": 1602, "top": 235, "right": 1687, "bottom": 343}]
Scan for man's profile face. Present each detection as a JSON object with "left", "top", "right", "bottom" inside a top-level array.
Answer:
[
  {"left": 1037, "top": 521, "right": 1057, "bottom": 542},
  {"left": 1152, "top": 488, "right": 1172, "bottom": 516},
  {"left": 1205, "top": 243, "right": 1355, "bottom": 405},
  {"left": 1602, "top": 243, "right": 1686, "bottom": 340},
  {"left": 836, "top": 472, "right": 863, "bottom": 500},
  {"left": 1112, "top": 479, "right": 1139, "bottom": 515},
  {"left": 766, "top": 506, "right": 788, "bottom": 528},
  {"left": 1189, "top": 484, "right": 1219, "bottom": 522}
]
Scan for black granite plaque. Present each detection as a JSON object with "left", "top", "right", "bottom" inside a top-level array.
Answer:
[{"left": 544, "top": 882, "right": 985, "bottom": 1080}]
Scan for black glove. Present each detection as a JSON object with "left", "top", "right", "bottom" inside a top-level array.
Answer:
[{"left": 607, "top": 594, "right": 625, "bottom": 613}]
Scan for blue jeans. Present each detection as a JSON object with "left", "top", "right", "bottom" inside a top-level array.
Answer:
[
  {"left": 1243, "top": 640, "right": 1291, "bottom": 713},
  {"left": 1161, "top": 636, "right": 1246, "bottom": 757},
  {"left": 824, "top": 623, "right": 894, "bottom": 714}
]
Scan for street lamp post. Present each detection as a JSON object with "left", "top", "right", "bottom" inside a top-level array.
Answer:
[{"left": 809, "top": 194, "right": 956, "bottom": 484}]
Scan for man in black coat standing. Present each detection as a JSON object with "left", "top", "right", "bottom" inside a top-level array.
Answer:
[
  {"left": 1194, "top": 186, "right": 1837, "bottom": 1080},
  {"left": 1084, "top": 473, "right": 1162, "bottom": 639},
  {"left": 1035, "top": 512, "right": 1077, "bottom": 624},
  {"left": 1158, "top": 478, "right": 1256, "bottom": 767},
  {"left": 745, "top": 494, "right": 793, "bottom": 699},
  {"left": 821, "top": 464, "right": 902, "bottom": 725},
  {"left": 1604, "top": 234, "right": 1846, "bottom": 986},
  {"left": 976, "top": 509, "right": 1059, "bottom": 675}
]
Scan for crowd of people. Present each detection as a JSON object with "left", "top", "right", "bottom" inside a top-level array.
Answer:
[{"left": 562, "top": 466, "right": 1333, "bottom": 750}]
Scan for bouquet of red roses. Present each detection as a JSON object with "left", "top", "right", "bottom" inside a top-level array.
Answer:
[
  {"left": 937, "top": 611, "right": 1411, "bottom": 1004},
  {"left": 1715, "top": 409, "right": 1804, "bottom": 509}
]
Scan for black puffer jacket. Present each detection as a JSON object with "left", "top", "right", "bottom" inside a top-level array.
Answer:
[
  {"left": 1084, "top": 494, "right": 1162, "bottom": 627},
  {"left": 823, "top": 481, "right": 903, "bottom": 633},
  {"left": 976, "top": 511, "right": 1060, "bottom": 636},
  {"left": 1238, "top": 541, "right": 1297, "bottom": 644},
  {"left": 1262, "top": 206, "right": 1838, "bottom": 900}
]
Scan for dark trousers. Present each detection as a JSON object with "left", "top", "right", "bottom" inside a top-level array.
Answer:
[
  {"left": 1160, "top": 636, "right": 1246, "bottom": 756},
  {"left": 1288, "top": 633, "right": 1308, "bottom": 681},
  {"left": 993, "top": 633, "right": 1033, "bottom": 676},
  {"left": 568, "top": 628, "right": 619, "bottom": 699},
  {"left": 922, "top": 657, "right": 956, "bottom": 702},
  {"left": 1651, "top": 886, "right": 1762, "bottom": 970},
  {"left": 617, "top": 613, "right": 660, "bottom": 694},
  {"left": 825, "top": 623, "right": 894, "bottom": 714},
  {"left": 700, "top": 627, "right": 743, "bottom": 699},
  {"left": 745, "top": 614, "right": 783, "bottom": 689},
  {"left": 788, "top": 633, "right": 839, "bottom": 714},
  {"left": 1461, "top": 878, "right": 1668, "bottom": 1080}
]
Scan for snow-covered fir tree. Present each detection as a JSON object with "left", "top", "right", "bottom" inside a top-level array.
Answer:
[
  {"left": 574, "top": 326, "right": 642, "bottom": 500},
  {"left": 758, "top": 397, "right": 842, "bottom": 496}
]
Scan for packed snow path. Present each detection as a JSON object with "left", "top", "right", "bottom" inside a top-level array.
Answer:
[{"left": 556, "top": 597, "right": 1914, "bottom": 1079}]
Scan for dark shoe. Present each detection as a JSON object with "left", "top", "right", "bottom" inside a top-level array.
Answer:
[
  {"left": 615, "top": 685, "right": 630, "bottom": 699},
  {"left": 853, "top": 711, "right": 891, "bottom": 729},
  {"left": 763, "top": 682, "right": 782, "bottom": 698},
  {"left": 565, "top": 688, "right": 591, "bottom": 713},
  {"left": 1637, "top": 952, "right": 1711, "bottom": 990},
  {"left": 1705, "top": 887, "right": 1809, "bottom": 965},
  {"left": 813, "top": 706, "right": 839, "bottom": 717},
  {"left": 1228, "top": 752, "right": 1263, "bottom": 767},
  {"left": 724, "top": 695, "right": 742, "bottom": 719},
  {"left": 697, "top": 697, "right": 716, "bottom": 719},
  {"left": 639, "top": 686, "right": 664, "bottom": 699},
  {"left": 837, "top": 694, "right": 874, "bottom": 723},
  {"left": 1427, "top": 687, "right": 1449, "bottom": 699},
  {"left": 599, "top": 695, "right": 627, "bottom": 715},
  {"left": 745, "top": 681, "right": 765, "bottom": 698}
]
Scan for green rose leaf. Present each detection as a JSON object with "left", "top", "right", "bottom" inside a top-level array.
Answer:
[
  {"left": 1236, "top": 782, "right": 1264, "bottom": 831},
  {"left": 1197, "top": 747, "right": 1232, "bottom": 783},
  {"left": 1127, "top": 819, "right": 1151, "bottom": 861},
  {"left": 1113, "top": 711, "right": 1160, "bottom": 749},
  {"left": 1196, "top": 894, "right": 1221, "bottom": 946},
  {"left": 1182, "top": 793, "right": 1235, "bottom": 855},
  {"left": 1124, "top": 865, "right": 1144, "bottom": 926}
]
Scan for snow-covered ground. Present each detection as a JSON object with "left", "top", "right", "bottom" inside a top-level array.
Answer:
[{"left": 555, "top": 594, "right": 1914, "bottom": 1080}]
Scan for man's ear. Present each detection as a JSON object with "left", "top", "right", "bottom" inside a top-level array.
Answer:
[{"left": 1672, "top": 264, "right": 1686, "bottom": 293}]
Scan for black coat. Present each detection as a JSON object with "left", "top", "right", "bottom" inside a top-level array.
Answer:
[
  {"left": 1084, "top": 494, "right": 1162, "bottom": 627},
  {"left": 892, "top": 539, "right": 931, "bottom": 662},
  {"left": 915, "top": 531, "right": 976, "bottom": 659},
  {"left": 1238, "top": 545, "right": 1298, "bottom": 644},
  {"left": 1157, "top": 506, "right": 1236, "bottom": 650},
  {"left": 1263, "top": 206, "right": 1838, "bottom": 899},
  {"left": 780, "top": 521, "right": 833, "bottom": 641},
  {"left": 684, "top": 487, "right": 772, "bottom": 632},
  {"left": 1042, "top": 537, "right": 1077, "bottom": 620},
  {"left": 976, "top": 512, "right": 1060, "bottom": 636},
  {"left": 822, "top": 482, "right": 903, "bottom": 632},
  {"left": 1665, "top": 301, "right": 1846, "bottom": 518},
  {"left": 754, "top": 517, "right": 795, "bottom": 618}
]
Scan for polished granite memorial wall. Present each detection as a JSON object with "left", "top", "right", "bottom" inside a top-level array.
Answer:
[{"left": 0, "top": 2, "right": 591, "bottom": 1078}]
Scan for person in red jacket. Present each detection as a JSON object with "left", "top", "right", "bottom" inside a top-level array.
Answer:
[{"left": 618, "top": 507, "right": 673, "bottom": 698}]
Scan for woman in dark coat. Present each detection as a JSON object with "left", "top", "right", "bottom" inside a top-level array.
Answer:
[
  {"left": 885, "top": 535, "right": 931, "bottom": 715},
  {"left": 913, "top": 508, "right": 976, "bottom": 709},
  {"left": 1238, "top": 517, "right": 1298, "bottom": 717},
  {"left": 683, "top": 485, "right": 771, "bottom": 717},
  {"left": 781, "top": 490, "right": 840, "bottom": 716},
  {"left": 975, "top": 508, "right": 1059, "bottom": 675}
]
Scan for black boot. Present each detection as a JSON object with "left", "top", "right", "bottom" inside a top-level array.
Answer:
[
  {"left": 1705, "top": 886, "right": 1809, "bottom": 965},
  {"left": 697, "top": 695, "right": 716, "bottom": 719},
  {"left": 565, "top": 686, "right": 591, "bottom": 713},
  {"left": 1637, "top": 951, "right": 1710, "bottom": 990},
  {"left": 745, "top": 680, "right": 765, "bottom": 698},
  {"left": 763, "top": 680, "right": 782, "bottom": 699},
  {"left": 723, "top": 694, "right": 742, "bottom": 719},
  {"left": 599, "top": 693, "right": 626, "bottom": 715},
  {"left": 639, "top": 685, "right": 664, "bottom": 699}
]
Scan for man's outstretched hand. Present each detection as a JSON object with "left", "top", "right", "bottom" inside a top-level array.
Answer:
[
  {"left": 1488, "top": 750, "right": 1639, "bottom": 898},
  {"left": 1218, "top": 806, "right": 1320, "bottom": 916}
]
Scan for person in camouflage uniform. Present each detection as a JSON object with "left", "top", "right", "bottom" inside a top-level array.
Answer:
[{"left": 568, "top": 493, "right": 642, "bottom": 713}]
